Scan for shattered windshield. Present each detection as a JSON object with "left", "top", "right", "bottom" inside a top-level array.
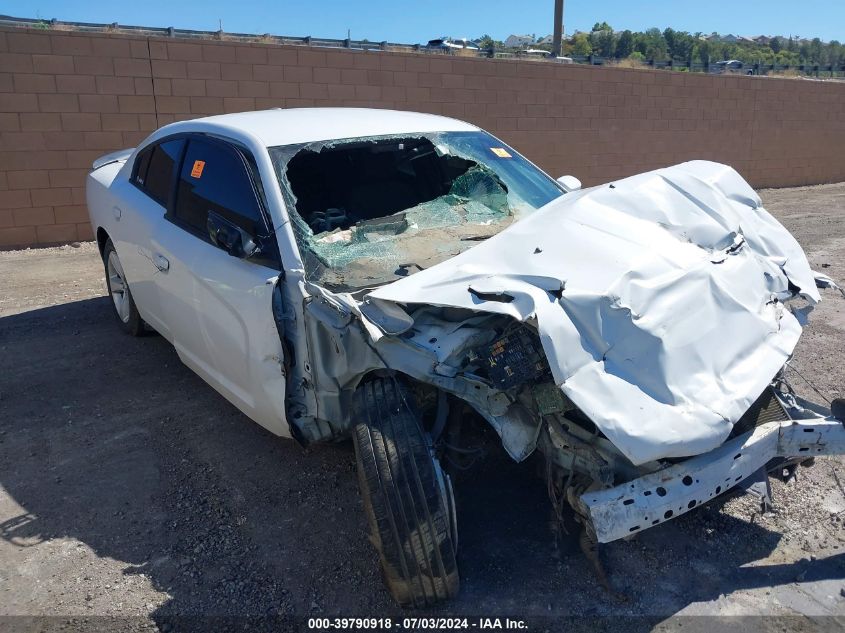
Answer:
[{"left": 270, "top": 131, "right": 564, "bottom": 291}]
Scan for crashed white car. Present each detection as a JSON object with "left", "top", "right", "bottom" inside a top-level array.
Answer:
[{"left": 87, "top": 108, "right": 845, "bottom": 606}]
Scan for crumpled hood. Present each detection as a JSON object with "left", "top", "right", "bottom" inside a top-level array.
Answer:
[{"left": 368, "top": 161, "right": 821, "bottom": 465}]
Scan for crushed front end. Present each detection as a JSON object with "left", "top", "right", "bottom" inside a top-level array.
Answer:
[
  {"left": 578, "top": 390, "right": 845, "bottom": 543},
  {"left": 273, "top": 145, "right": 845, "bottom": 543}
]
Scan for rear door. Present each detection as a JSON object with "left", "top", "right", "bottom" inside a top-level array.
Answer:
[
  {"left": 149, "top": 135, "right": 289, "bottom": 436},
  {"left": 110, "top": 138, "right": 185, "bottom": 337}
]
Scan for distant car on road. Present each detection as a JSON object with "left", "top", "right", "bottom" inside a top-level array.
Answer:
[
  {"left": 519, "top": 48, "right": 573, "bottom": 63},
  {"left": 712, "top": 59, "right": 754, "bottom": 75},
  {"left": 425, "top": 37, "right": 481, "bottom": 52}
]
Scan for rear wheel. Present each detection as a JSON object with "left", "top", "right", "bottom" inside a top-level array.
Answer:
[
  {"left": 102, "top": 238, "right": 144, "bottom": 336},
  {"left": 352, "top": 378, "right": 459, "bottom": 607}
]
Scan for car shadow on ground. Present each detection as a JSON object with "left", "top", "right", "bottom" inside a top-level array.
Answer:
[{"left": 1, "top": 298, "right": 842, "bottom": 630}]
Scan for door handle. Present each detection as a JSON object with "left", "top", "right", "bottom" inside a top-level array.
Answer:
[{"left": 153, "top": 254, "right": 170, "bottom": 272}]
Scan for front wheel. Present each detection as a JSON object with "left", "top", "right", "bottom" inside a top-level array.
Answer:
[
  {"left": 102, "top": 238, "right": 144, "bottom": 336},
  {"left": 352, "top": 378, "right": 459, "bottom": 607}
]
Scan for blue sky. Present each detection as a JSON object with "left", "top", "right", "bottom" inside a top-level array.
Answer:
[{"left": 4, "top": 1, "right": 842, "bottom": 43}]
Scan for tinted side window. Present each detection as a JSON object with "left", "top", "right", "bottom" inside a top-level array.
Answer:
[
  {"left": 145, "top": 140, "right": 184, "bottom": 204},
  {"left": 133, "top": 139, "right": 184, "bottom": 206},
  {"left": 132, "top": 147, "right": 152, "bottom": 186},
  {"left": 174, "top": 139, "right": 265, "bottom": 236}
]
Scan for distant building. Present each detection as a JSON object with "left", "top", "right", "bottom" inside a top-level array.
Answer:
[
  {"left": 753, "top": 35, "right": 772, "bottom": 45},
  {"left": 504, "top": 34, "right": 534, "bottom": 48},
  {"left": 536, "top": 33, "right": 571, "bottom": 45},
  {"left": 699, "top": 33, "right": 755, "bottom": 44}
]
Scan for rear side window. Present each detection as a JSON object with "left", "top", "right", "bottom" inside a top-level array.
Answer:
[
  {"left": 173, "top": 138, "right": 266, "bottom": 236},
  {"left": 133, "top": 139, "right": 185, "bottom": 205},
  {"left": 133, "top": 148, "right": 152, "bottom": 185}
]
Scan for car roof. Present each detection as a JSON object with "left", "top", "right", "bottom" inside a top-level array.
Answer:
[{"left": 166, "top": 107, "right": 479, "bottom": 148}]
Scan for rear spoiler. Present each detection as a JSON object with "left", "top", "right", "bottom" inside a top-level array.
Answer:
[{"left": 92, "top": 148, "right": 134, "bottom": 171}]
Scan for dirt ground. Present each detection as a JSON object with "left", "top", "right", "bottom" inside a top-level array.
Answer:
[{"left": 1, "top": 184, "right": 845, "bottom": 632}]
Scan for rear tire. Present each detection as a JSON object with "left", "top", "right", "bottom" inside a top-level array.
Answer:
[
  {"left": 102, "top": 238, "right": 144, "bottom": 337},
  {"left": 352, "top": 378, "right": 459, "bottom": 607}
]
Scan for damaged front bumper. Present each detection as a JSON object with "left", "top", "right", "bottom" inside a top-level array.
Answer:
[{"left": 580, "top": 408, "right": 845, "bottom": 543}]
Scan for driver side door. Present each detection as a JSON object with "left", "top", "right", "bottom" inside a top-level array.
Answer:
[{"left": 149, "top": 134, "right": 289, "bottom": 437}]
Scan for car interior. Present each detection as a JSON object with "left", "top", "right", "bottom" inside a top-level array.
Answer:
[{"left": 284, "top": 137, "right": 481, "bottom": 234}]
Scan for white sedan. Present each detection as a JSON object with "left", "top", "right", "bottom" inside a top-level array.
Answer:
[{"left": 87, "top": 108, "right": 845, "bottom": 606}]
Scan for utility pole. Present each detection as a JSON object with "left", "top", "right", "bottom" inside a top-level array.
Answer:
[{"left": 552, "top": 0, "right": 564, "bottom": 57}]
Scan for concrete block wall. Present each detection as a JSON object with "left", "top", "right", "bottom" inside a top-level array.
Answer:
[{"left": 1, "top": 26, "right": 844, "bottom": 248}]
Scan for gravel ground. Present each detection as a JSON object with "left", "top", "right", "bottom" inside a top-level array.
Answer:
[{"left": 1, "top": 184, "right": 844, "bottom": 632}]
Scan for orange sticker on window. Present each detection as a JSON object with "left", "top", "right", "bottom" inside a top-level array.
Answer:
[
  {"left": 490, "top": 147, "right": 512, "bottom": 158},
  {"left": 190, "top": 160, "right": 205, "bottom": 178}
]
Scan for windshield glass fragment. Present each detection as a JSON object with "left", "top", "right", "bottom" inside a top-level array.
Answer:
[{"left": 270, "top": 131, "right": 564, "bottom": 291}]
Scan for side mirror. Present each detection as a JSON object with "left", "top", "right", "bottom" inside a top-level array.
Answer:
[
  {"left": 556, "top": 175, "right": 582, "bottom": 193},
  {"left": 207, "top": 211, "right": 259, "bottom": 259}
]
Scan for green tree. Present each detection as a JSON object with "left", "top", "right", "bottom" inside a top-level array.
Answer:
[
  {"left": 674, "top": 32, "right": 696, "bottom": 62},
  {"left": 572, "top": 32, "right": 593, "bottom": 56},
  {"left": 541, "top": 23, "right": 837, "bottom": 72},
  {"left": 615, "top": 29, "right": 634, "bottom": 58},
  {"left": 775, "top": 50, "right": 799, "bottom": 66},
  {"left": 696, "top": 40, "right": 711, "bottom": 64},
  {"left": 642, "top": 27, "right": 667, "bottom": 60},
  {"left": 476, "top": 34, "right": 500, "bottom": 49},
  {"left": 591, "top": 27, "right": 615, "bottom": 57},
  {"left": 799, "top": 40, "right": 811, "bottom": 61},
  {"left": 663, "top": 27, "right": 677, "bottom": 57},
  {"left": 809, "top": 37, "right": 823, "bottom": 62},
  {"left": 827, "top": 41, "right": 843, "bottom": 66}
]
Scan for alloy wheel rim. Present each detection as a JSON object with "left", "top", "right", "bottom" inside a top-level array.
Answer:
[{"left": 107, "top": 251, "right": 130, "bottom": 323}]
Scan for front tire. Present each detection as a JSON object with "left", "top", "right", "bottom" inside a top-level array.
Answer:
[
  {"left": 102, "top": 238, "right": 144, "bottom": 336},
  {"left": 352, "top": 379, "right": 459, "bottom": 607}
]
